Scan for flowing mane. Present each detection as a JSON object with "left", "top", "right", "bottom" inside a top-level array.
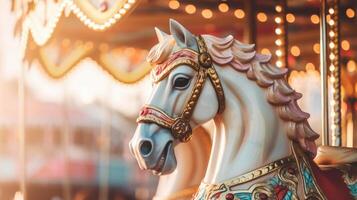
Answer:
[{"left": 146, "top": 34, "right": 319, "bottom": 155}]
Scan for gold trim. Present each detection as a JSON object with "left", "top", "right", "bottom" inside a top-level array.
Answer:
[
  {"left": 197, "top": 35, "right": 225, "bottom": 114},
  {"left": 38, "top": 43, "right": 93, "bottom": 78},
  {"left": 137, "top": 105, "right": 175, "bottom": 129},
  {"left": 203, "top": 156, "right": 295, "bottom": 192},
  {"left": 153, "top": 185, "right": 198, "bottom": 200},
  {"left": 152, "top": 58, "right": 200, "bottom": 83},
  {"left": 194, "top": 156, "right": 297, "bottom": 200},
  {"left": 99, "top": 52, "right": 152, "bottom": 84}
]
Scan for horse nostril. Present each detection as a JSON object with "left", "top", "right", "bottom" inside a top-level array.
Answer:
[{"left": 140, "top": 140, "right": 153, "bottom": 156}]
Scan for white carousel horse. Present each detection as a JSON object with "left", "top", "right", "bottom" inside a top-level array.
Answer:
[
  {"left": 129, "top": 19, "right": 357, "bottom": 200},
  {"left": 154, "top": 125, "right": 211, "bottom": 200}
]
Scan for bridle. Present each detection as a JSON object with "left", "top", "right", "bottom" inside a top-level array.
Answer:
[{"left": 136, "top": 35, "right": 225, "bottom": 142}]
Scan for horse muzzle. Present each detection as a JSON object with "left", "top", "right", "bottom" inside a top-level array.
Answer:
[{"left": 129, "top": 123, "right": 177, "bottom": 175}]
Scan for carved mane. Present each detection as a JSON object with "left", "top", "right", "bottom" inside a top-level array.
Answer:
[{"left": 147, "top": 34, "right": 319, "bottom": 155}]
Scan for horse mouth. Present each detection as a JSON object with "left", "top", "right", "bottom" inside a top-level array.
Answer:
[{"left": 152, "top": 142, "right": 172, "bottom": 175}]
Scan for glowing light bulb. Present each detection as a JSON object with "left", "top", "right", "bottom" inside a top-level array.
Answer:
[
  {"left": 185, "top": 4, "right": 196, "bottom": 14},
  {"left": 234, "top": 9, "right": 245, "bottom": 19},
  {"left": 202, "top": 9, "right": 213, "bottom": 19},
  {"left": 257, "top": 12, "right": 267, "bottom": 22},
  {"left": 218, "top": 3, "right": 229, "bottom": 13}
]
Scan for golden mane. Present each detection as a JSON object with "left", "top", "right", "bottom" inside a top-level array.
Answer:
[{"left": 146, "top": 34, "right": 319, "bottom": 155}]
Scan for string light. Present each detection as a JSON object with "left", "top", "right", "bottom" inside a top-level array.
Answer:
[
  {"left": 168, "top": 0, "right": 180, "bottom": 9},
  {"left": 328, "top": 19, "right": 335, "bottom": 26},
  {"left": 218, "top": 3, "right": 229, "bottom": 13},
  {"left": 257, "top": 12, "right": 267, "bottom": 22},
  {"left": 185, "top": 4, "right": 196, "bottom": 14},
  {"left": 274, "top": 2, "right": 287, "bottom": 68},
  {"left": 275, "top": 17, "right": 282, "bottom": 24},
  {"left": 234, "top": 9, "right": 245, "bottom": 19},
  {"left": 201, "top": 9, "right": 213, "bottom": 19},
  {"left": 261, "top": 48, "right": 271, "bottom": 55},
  {"left": 347, "top": 60, "right": 356, "bottom": 73},
  {"left": 290, "top": 46, "right": 301, "bottom": 57},
  {"left": 329, "top": 30, "right": 335, "bottom": 37},
  {"left": 286, "top": 13, "right": 295, "bottom": 23},
  {"left": 346, "top": 8, "right": 355, "bottom": 18},
  {"left": 19, "top": 0, "right": 138, "bottom": 58},
  {"left": 341, "top": 40, "right": 350, "bottom": 51},
  {"left": 313, "top": 43, "right": 320, "bottom": 54},
  {"left": 305, "top": 62, "right": 315, "bottom": 71},
  {"left": 329, "top": 8, "right": 335, "bottom": 15},
  {"left": 310, "top": 14, "right": 320, "bottom": 24}
]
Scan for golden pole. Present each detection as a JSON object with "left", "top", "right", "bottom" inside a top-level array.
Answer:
[
  {"left": 18, "top": 62, "right": 27, "bottom": 199},
  {"left": 320, "top": 0, "right": 329, "bottom": 146},
  {"left": 328, "top": 0, "right": 341, "bottom": 146},
  {"left": 99, "top": 87, "right": 111, "bottom": 200},
  {"left": 62, "top": 80, "right": 71, "bottom": 200}
]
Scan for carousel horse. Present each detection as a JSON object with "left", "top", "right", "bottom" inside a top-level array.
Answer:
[
  {"left": 154, "top": 125, "right": 211, "bottom": 200},
  {"left": 129, "top": 19, "right": 357, "bottom": 200}
]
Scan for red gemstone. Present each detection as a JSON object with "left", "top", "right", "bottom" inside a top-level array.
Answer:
[
  {"left": 225, "top": 193, "right": 234, "bottom": 200},
  {"left": 274, "top": 185, "right": 288, "bottom": 200},
  {"left": 259, "top": 193, "right": 268, "bottom": 200},
  {"left": 100, "top": 1, "right": 108, "bottom": 12}
]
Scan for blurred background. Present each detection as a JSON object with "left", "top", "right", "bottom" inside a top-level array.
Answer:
[{"left": 0, "top": 0, "right": 356, "bottom": 199}]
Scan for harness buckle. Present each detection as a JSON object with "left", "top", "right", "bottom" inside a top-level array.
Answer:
[
  {"left": 198, "top": 52, "right": 212, "bottom": 68},
  {"left": 171, "top": 117, "right": 192, "bottom": 142}
]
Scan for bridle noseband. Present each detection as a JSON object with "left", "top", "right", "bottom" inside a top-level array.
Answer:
[{"left": 137, "top": 36, "right": 225, "bottom": 142}]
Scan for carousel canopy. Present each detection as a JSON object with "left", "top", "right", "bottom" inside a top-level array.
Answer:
[{"left": 12, "top": 0, "right": 357, "bottom": 85}]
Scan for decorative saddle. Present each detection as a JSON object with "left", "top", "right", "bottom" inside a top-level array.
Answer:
[{"left": 194, "top": 143, "right": 357, "bottom": 200}]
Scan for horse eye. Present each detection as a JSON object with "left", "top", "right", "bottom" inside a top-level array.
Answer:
[{"left": 173, "top": 77, "right": 190, "bottom": 89}]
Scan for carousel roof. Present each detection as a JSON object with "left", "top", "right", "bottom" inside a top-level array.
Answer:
[{"left": 11, "top": 0, "right": 357, "bottom": 94}]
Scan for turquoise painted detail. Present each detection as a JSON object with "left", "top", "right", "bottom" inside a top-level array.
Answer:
[
  {"left": 234, "top": 193, "right": 252, "bottom": 200},
  {"left": 347, "top": 182, "right": 357, "bottom": 198},
  {"left": 231, "top": 175, "right": 295, "bottom": 200},
  {"left": 302, "top": 164, "right": 314, "bottom": 189},
  {"left": 269, "top": 176, "right": 282, "bottom": 186},
  {"left": 283, "top": 191, "right": 293, "bottom": 200}
]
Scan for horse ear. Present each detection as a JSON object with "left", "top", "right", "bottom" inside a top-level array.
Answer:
[
  {"left": 169, "top": 19, "right": 198, "bottom": 50},
  {"left": 154, "top": 27, "right": 169, "bottom": 43}
]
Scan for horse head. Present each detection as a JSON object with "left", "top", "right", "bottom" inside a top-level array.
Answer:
[
  {"left": 129, "top": 19, "right": 221, "bottom": 175},
  {"left": 129, "top": 19, "right": 319, "bottom": 176}
]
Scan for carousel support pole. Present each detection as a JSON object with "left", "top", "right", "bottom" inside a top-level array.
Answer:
[
  {"left": 320, "top": 0, "right": 329, "bottom": 146},
  {"left": 243, "top": 0, "right": 256, "bottom": 45},
  {"left": 282, "top": 0, "right": 288, "bottom": 68},
  {"left": 18, "top": 62, "right": 27, "bottom": 200},
  {"left": 99, "top": 89, "right": 111, "bottom": 200},
  {"left": 62, "top": 81, "right": 71, "bottom": 200},
  {"left": 328, "top": 0, "right": 341, "bottom": 146}
]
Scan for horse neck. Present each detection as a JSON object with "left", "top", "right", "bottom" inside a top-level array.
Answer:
[
  {"left": 154, "top": 126, "right": 211, "bottom": 199},
  {"left": 203, "top": 67, "right": 292, "bottom": 184}
]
